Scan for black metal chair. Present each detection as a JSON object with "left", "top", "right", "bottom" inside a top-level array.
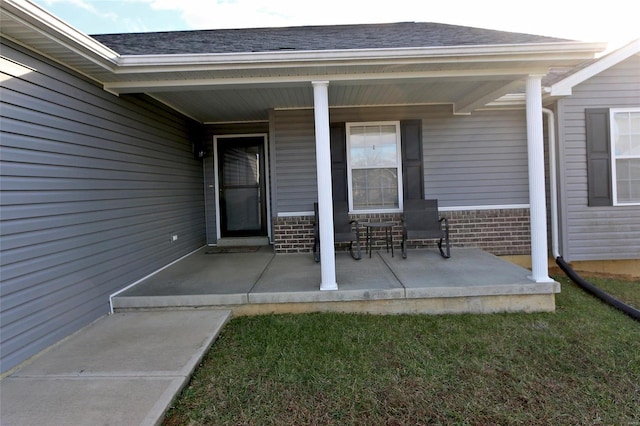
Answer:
[
  {"left": 313, "top": 201, "right": 362, "bottom": 262},
  {"left": 401, "top": 199, "right": 451, "bottom": 259}
]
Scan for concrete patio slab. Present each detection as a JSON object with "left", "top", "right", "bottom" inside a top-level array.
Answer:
[
  {"left": 110, "top": 247, "right": 560, "bottom": 315},
  {"left": 115, "top": 292, "right": 249, "bottom": 309},
  {"left": 245, "top": 252, "right": 406, "bottom": 304},
  {"left": 250, "top": 252, "right": 403, "bottom": 296},
  {"left": 1, "top": 310, "right": 231, "bottom": 426},
  {"left": 380, "top": 249, "right": 560, "bottom": 299},
  {"left": 381, "top": 249, "right": 535, "bottom": 288},
  {"left": 120, "top": 246, "right": 274, "bottom": 296}
]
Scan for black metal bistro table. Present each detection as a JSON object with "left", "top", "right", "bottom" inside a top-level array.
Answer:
[{"left": 364, "top": 222, "right": 394, "bottom": 258}]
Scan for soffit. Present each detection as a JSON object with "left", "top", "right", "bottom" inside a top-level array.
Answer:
[
  {"left": 1, "top": 1, "right": 117, "bottom": 76},
  {"left": 150, "top": 77, "right": 525, "bottom": 122}
]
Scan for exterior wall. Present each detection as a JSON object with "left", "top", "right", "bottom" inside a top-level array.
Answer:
[
  {"left": 421, "top": 109, "right": 529, "bottom": 207},
  {"left": 273, "top": 208, "right": 530, "bottom": 256},
  {"left": 272, "top": 109, "right": 318, "bottom": 215},
  {"left": 0, "top": 40, "right": 206, "bottom": 373},
  {"left": 556, "top": 55, "right": 640, "bottom": 261},
  {"left": 272, "top": 105, "right": 531, "bottom": 254},
  {"left": 273, "top": 106, "right": 529, "bottom": 215}
]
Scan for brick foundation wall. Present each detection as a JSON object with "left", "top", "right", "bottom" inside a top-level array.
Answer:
[
  {"left": 272, "top": 215, "right": 315, "bottom": 254},
  {"left": 273, "top": 208, "right": 530, "bottom": 256},
  {"left": 446, "top": 209, "right": 531, "bottom": 256}
]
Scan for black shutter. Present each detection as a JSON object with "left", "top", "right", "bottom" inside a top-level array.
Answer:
[
  {"left": 401, "top": 120, "right": 425, "bottom": 201},
  {"left": 585, "top": 108, "right": 613, "bottom": 206},
  {"left": 330, "top": 123, "right": 348, "bottom": 203}
]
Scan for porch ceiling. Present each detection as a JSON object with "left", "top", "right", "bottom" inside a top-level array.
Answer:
[
  {"left": 144, "top": 77, "right": 526, "bottom": 122},
  {"left": 1, "top": 0, "right": 607, "bottom": 122}
]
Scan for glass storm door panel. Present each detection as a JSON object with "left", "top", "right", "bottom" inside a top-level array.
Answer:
[{"left": 218, "top": 137, "right": 266, "bottom": 237}]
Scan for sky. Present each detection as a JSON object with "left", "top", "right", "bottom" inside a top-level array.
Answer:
[{"left": 32, "top": 0, "right": 640, "bottom": 53}]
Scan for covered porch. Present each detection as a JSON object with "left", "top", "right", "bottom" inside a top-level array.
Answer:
[
  {"left": 79, "top": 27, "right": 603, "bottom": 294},
  {"left": 111, "top": 247, "right": 560, "bottom": 315}
]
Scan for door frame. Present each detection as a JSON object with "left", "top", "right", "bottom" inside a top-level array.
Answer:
[{"left": 213, "top": 133, "right": 271, "bottom": 241}]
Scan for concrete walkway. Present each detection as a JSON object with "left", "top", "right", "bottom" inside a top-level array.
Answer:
[{"left": 1, "top": 310, "right": 231, "bottom": 426}]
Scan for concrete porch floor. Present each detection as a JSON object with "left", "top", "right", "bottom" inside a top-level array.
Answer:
[{"left": 111, "top": 247, "right": 560, "bottom": 315}]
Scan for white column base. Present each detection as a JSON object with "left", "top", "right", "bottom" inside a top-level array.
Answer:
[
  {"left": 320, "top": 281, "right": 339, "bottom": 291},
  {"left": 527, "top": 274, "right": 556, "bottom": 283}
]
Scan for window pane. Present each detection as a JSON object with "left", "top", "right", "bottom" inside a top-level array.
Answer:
[
  {"left": 349, "top": 125, "right": 397, "bottom": 167},
  {"left": 223, "top": 147, "right": 259, "bottom": 185},
  {"left": 614, "top": 112, "right": 640, "bottom": 156},
  {"left": 352, "top": 168, "right": 399, "bottom": 209},
  {"left": 614, "top": 113, "right": 627, "bottom": 155},
  {"left": 616, "top": 159, "right": 640, "bottom": 203},
  {"left": 631, "top": 112, "right": 640, "bottom": 155},
  {"left": 633, "top": 182, "right": 640, "bottom": 201}
]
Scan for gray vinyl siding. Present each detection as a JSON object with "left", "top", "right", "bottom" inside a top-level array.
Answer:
[
  {"left": 273, "top": 106, "right": 529, "bottom": 214},
  {"left": 273, "top": 109, "right": 318, "bottom": 214},
  {"left": 204, "top": 153, "right": 217, "bottom": 245},
  {"left": 422, "top": 109, "right": 529, "bottom": 207},
  {"left": 557, "top": 55, "right": 640, "bottom": 261},
  {"left": 0, "top": 40, "right": 206, "bottom": 373}
]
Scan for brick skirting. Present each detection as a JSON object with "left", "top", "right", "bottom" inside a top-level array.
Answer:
[{"left": 272, "top": 208, "right": 531, "bottom": 256}]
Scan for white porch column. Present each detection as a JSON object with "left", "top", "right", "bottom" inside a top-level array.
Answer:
[
  {"left": 312, "top": 81, "right": 338, "bottom": 290},
  {"left": 525, "top": 75, "right": 553, "bottom": 283}
]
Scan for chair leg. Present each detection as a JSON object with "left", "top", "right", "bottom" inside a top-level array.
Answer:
[
  {"left": 438, "top": 218, "right": 451, "bottom": 259},
  {"left": 313, "top": 229, "right": 320, "bottom": 263},
  {"left": 438, "top": 235, "right": 451, "bottom": 259},
  {"left": 349, "top": 241, "right": 362, "bottom": 260},
  {"left": 354, "top": 228, "right": 362, "bottom": 260},
  {"left": 401, "top": 227, "right": 408, "bottom": 259}
]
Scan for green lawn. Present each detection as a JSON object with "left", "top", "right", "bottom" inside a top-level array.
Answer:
[
  {"left": 164, "top": 276, "right": 640, "bottom": 425},
  {"left": 583, "top": 275, "right": 640, "bottom": 310}
]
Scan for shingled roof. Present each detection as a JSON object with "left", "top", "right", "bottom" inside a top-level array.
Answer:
[{"left": 91, "top": 22, "right": 572, "bottom": 55}]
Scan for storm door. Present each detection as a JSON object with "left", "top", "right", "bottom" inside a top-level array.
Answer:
[{"left": 217, "top": 137, "right": 267, "bottom": 237}]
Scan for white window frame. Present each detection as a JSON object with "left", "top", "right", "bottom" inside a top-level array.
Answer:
[
  {"left": 346, "top": 121, "right": 403, "bottom": 213},
  {"left": 610, "top": 108, "right": 640, "bottom": 206}
]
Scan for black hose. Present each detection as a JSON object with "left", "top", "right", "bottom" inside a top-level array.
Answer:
[{"left": 555, "top": 256, "right": 640, "bottom": 322}]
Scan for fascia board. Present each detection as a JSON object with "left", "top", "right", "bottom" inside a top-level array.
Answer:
[
  {"left": 2, "top": 0, "right": 119, "bottom": 69},
  {"left": 104, "top": 69, "right": 544, "bottom": 94},
  {"left": 482, "top": 93, "right": 527, "bottom": 109},
  {"left": 104, "top": 42, "right": 604, "bottom": 93},
  {"left": 550, "top": 39, "right": 640, "bottom": 96},
  {"left": 454, "top": 79, "right": 525, "bottom": 114},
  {"left": 115, "top": 42, "right": 607, "bottom": 71}
]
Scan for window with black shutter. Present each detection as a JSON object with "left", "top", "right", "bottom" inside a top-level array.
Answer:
[
  {"left": 330, "top": 123, "right": 348, "bottom": 203},
  {"left": 329, "top": 120, "right": 424, "bottom": 210},
  {"left": 401, "top": 120, "right": 425, "bottom": 201},
  {"left": 585, "top": 108, "right": 613, "bottom": 206}
]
